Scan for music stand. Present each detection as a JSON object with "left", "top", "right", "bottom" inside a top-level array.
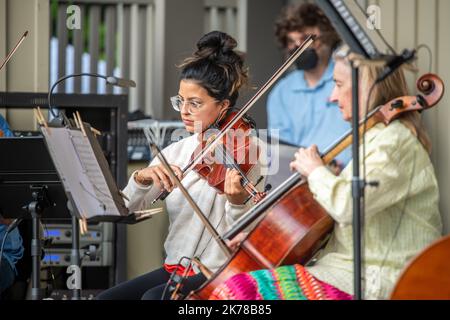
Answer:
[
  {"left": 39, "top": 120, "right": 160, "bottom": 299},
  {"left": 0, "top": 136, "right": 64, "bottom": 300},
  {"left": 43, "top": 119, "right": 160, "bottom": 297},
  {"left": 40, "top": 121, "right": 158, "bottom": 224},
  {"left": 0, "top": 131, "right": 157, "bottom": 300}
]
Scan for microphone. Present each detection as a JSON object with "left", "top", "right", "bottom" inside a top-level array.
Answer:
[
  {"left": 106, "top": 76, "right": 136, "bottom": 88},
  {"left": 376, "top": 49, "right": 416, "bottom": 84},
  {"left": 48, "top": 73, "right": 136, "bottom": 119}
]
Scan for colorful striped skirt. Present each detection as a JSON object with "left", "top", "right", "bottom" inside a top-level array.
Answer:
[{"left": 209, "top": 264, "right": 352, "bottom": 300}]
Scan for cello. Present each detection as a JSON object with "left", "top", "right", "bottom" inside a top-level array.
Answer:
[
  {"left": 185, "top": 73, "right": 445, "bottom": 300},
  {"left": 390, "top": 234, "right": 450, "bottom": 300}
]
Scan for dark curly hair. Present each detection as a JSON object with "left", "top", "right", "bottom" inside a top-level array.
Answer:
[
  {"left": 179, "top": 31, "right": 249, "bottom": 108},
  {"left": 275, "top": 3, "right": 340, "bottom": 50}
]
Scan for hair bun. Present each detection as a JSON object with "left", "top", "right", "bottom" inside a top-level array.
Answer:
[
  {"left": 196, "top": 31, "right": 237, "bottom": 56},
  {"left": 179, "top": 31, "right": 249, "bottom": 109}
]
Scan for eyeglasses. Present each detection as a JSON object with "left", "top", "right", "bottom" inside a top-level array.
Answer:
[{"left": 170, "top": 95, "right": 218, "bottom": 115}]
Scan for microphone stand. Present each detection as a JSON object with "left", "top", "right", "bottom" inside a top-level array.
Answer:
[
  {"left": 350, "top": 49, "right": 417, "bottom": 300},
  {"left": 351, "top": 62, "right": 363, "bottom": 300}
]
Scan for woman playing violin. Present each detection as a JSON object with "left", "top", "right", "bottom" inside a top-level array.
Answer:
[
  {"left": 97, "top": 31, "right": 267, "bottom": 300},
  {"left": 210, "top": 45, "right": 442, "bottom": 300}
]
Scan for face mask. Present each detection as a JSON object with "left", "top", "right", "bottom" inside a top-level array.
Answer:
[{"left": 290, "top": 47, "right": 319, "bottom": 71}]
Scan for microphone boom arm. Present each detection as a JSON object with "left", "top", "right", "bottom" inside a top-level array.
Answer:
[{"left": 48, "top": 73, "right": 136, "bottom": 119}]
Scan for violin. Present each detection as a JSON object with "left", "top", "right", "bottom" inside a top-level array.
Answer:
[
  {"left": 192, "top": 111, "right": 268, "bottom": 204},
  {"left": 185, "top": 73, "right": 445, "bottom": 300},
  {"left": 150, "top": 35, "right": 316, "bottom": 205},
  {"left": 153, "top": 110, "right": 268, "bottom": 204}
]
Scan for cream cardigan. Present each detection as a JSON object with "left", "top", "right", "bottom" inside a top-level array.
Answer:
[{"left": 306, "top": 121, "right": 442, "bottom": 299}]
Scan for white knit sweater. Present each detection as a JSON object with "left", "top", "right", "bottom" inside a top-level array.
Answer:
[{"left": 123, "top": 133, "right": 267, "bottom": 273}]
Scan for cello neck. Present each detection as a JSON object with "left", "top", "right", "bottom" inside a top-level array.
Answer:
[
  {"left": 221, "top": 111, "right": 382, "bottom": 241},
  {"left": 322, "top": 115, "right": 381, "bottom": 165}
]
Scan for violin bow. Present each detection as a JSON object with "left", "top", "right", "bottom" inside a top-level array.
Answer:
[
  {"left": 149, "top": 141, "right": 232, "bottom": 258},
  {"left": 0, "top": 31, "right": 28, "bottom": 72},
  {"left": 183, "top": 35, "right": 315, "bottom": 175},
  {"left": 151, "top": 35, "right": 316, "bottom": 204}
]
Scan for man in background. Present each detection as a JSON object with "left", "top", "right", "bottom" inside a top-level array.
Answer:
[{"left": 267, "top": 3, "right": 351, "bottom": 167}]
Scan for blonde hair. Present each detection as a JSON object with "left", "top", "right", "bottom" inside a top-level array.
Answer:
[{"left": 334, "top": 45, "right": 432, "bottom": 154}]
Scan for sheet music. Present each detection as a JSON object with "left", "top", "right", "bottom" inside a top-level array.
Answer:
[{"left": 41, "top": 126, "right": 122, "bottom": 219}]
